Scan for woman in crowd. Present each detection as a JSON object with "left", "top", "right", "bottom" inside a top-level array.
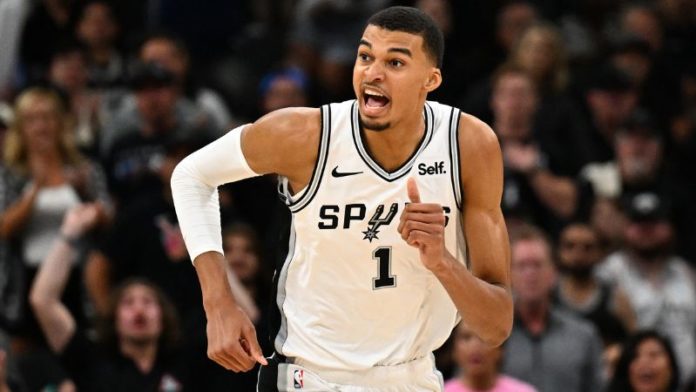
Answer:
[
  {"left": 606, "top": 330, "right": 680, "bottom": 392},
  {"left": 0, "top": 87, "right": 110, "bottom": 390},
  {"left": 445, "top": 322, "right": 537, "bottom": 392}
]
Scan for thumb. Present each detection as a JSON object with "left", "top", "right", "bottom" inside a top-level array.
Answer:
[{"left": 407, "top": 177, "right": 421, "bottom": 203}]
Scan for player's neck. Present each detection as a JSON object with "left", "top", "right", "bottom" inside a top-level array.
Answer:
[{"left": 361, "top": 113, "right": 426, "bottom": 172}]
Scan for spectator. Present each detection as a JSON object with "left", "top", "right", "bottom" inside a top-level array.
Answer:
[
  {"left": 597, "top": 192, "right": 696, "bottom": 384},
  {"left": 222, "top": 223, "right": 270, "bottom": 323},
  {"left": 459, "top": 2, "right": 539, "bottom": 118},
  {"left": 554, "top": 222, "right": 635, "bottom": 339},
  {"left": 581, "top": 64, "right": 639, "bottom": 163},
  {"left": 139, "top": 32, "right": 234, "bottom": 130},
  {"left": 0, "top": 87, "right": 110, "bottom": 391},
  {"left": 445, "top": 322, "right": 537, "bottom": 392},
  {"left": 92, "top": 135, "right": 259, "bottom": 390},
  {"left": 553, "top": 222, "right": 635, "bottom": 380},
  {"left": 100, "top": 62, "right": 214, "bottom": 204},
  {"left": 287, "top": 0, "right": 390, "bottom": 101},
  {"left": 580, "top": 109, "right": 696, "bottom": 261},
  {"left": 74, "top": 0, "right": 127, "bottom": 89},
  {"left": 491, "top": 64, "right": 582, "bottom": 234},
  {"left": 606, "top": 330, "right": 680, "bottom": 392},
  {"left": 509, "top": 22, "right": 569, "bottom": 96},
  {"left": 30, "top": 205, "right": 191, "bottom": 391},
  {"left": 48, "top": 41, "right": 102, "bottom": 153},
  {"left": 503, "top": 224, "right": 603, "bottom": 392},
  {"left": 19, "top": 0, "right": 78, "bottom": 83},
  {"left": 258, "top": 67, "right": 309, "bottom": 115}
]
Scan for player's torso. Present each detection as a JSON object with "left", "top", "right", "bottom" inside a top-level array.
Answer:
[{"left": 275, "top": 99, "right": 466, "bottom": 370}]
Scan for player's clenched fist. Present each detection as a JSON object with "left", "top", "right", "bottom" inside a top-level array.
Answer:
[
  {"left": 398, "top": 178, "right": 448, "bottom": 271},
  {"left": 205, "top": 301, "right": 267, "bottom": 372}
]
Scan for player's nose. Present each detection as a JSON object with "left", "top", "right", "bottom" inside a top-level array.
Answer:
[{"left": 363, "top": 62, "right": 385, "bottom": 82}]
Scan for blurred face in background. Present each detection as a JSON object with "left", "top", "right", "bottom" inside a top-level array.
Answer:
[
  {"left": 135, "top": 85, "right": 177, "bottom": 130},
  {"left": 558, "top": 224, "right": 602, "bottom": 280},
  {"left": 624, "top": 218, "right": 673, "bottom": 260},
  {"left": 453, "top": 323, "right": 502, "bottom": 379},
  {"left": 622, "top": 7, "right": 663, "bottom": 51},
  {"left": 16, "top": 93, "right": 63, "bottom": 153},
  {"left": 497, "top": 3, "right": 538, "bottom": 51},
  {"left": 116, "top": 284, "right": 163, "bottom": 346},
  {"left": 616, "top": 132, "right": 662, "bottom": 184},
  {"left": 141, "top": 39, "right": 188, "bottom": 84},
  {"left": 629, "top": 338, "right": 673, "bottom": 392},
  {"left": 223, "top": 232, "right": 260, "bottom": 284},
  {"left": 262, "top": 76, "right": 308, "bottom": 114},
  {"left": 586, "top": 89, "right": 638, "bottom": 132},
  {"left": 416, "top": 0, "right": 452, "bottom": 36},
  {"left": 491, "top": 71, "right": 538, "bottom": 138},
  {"left": 50, "top": 51, "right": 89, "bottom": 94},
  {"left": 513, "top": 26, "right": 559, "bottom": 82},
  {"left": 511, "top": 238, "right": 556, "bottom": 306},
  {"left": 77, "top": 2, "right": 118, "bottom": 49}
]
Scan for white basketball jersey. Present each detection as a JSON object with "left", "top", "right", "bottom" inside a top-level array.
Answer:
[{"left": 275, "top": 99, "right": 467, "bottom": 371}]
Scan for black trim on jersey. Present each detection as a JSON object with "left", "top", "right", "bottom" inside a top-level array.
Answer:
[
  {"left": 448, "top": 108, "right": 463, "bottom": 210},
  {"left": 284, "top": 105, "right": 332, "bottom": 213},
  {"left": 350, "top": 101, "right": 434, "bottom": 182}
]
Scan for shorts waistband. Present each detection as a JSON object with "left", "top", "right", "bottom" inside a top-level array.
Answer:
[{"left": 285, "top": 354, "right": 438, "bottom": 387}]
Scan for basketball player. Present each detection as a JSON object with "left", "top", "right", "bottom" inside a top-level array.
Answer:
[{"left": 171, "top": 6, "right": 512, "bottom": 391}]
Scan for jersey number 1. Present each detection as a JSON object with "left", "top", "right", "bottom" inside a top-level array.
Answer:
[{"left": 372, "top": 246, "right": 396, "bottom": 289}]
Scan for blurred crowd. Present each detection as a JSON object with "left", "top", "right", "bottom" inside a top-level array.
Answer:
[{"left": 0, "top": 0, "right": 695, "bottom": 391}]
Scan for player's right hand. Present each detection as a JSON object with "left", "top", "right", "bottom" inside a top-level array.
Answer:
[{"left": 205, "top": 301, "right": 268, "bottom": 372}]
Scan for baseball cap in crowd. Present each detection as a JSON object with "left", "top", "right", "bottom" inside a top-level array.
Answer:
[
  {"left": 623, "top": 192, "right": 670, "bottom": 222},
  {"left": 618, "top": 108, "right": 661, "bottom": 139},
  {"left": 129, "top": 62, "right": 176, "bottom": 91}
]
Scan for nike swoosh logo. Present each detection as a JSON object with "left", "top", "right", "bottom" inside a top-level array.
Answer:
[{"left": 331, "top": 166, "right": 363, "bottom": 178}]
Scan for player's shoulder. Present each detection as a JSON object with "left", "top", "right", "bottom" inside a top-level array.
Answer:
[
  {"left": 454, "top": 111, "right": 500, "bottom": 161},
  {"left": 250, "top": 106, "right": 322, "bottom": 139}
]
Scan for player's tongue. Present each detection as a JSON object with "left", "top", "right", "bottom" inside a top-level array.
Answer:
[{"left": 366, "top": 94, "right": 389, "bottom": 108}]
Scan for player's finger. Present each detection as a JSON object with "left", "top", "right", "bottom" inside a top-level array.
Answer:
[
  {"left": 401, "top": 212, "right": 446, "bottom": 225},
  {"left": 407, "top": 230, "right": 429, "bottom": 247},
  {"left": 407, "top": 177, "right": 421, "bottom": 203},
  {"left": 404, "top": 203, "right": 442, "bottom": 213},
  {"left": 400, "top": 221, "right": 440, "bottom": 241},
  {"left": 249, "top": 337, "right": 268, "bottom": 366},
  {"left": 242, "top": 327, "right": 268, "bottom": 366}
]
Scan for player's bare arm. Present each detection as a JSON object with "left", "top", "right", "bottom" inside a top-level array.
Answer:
[
  {"left": 172, "top": 107, "right": 320, "bottom": 372},
  {"left": 399, "top": 113, "right": 513, "bottom": 346}
]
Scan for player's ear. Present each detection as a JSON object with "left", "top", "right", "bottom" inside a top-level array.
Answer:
[{"left": 424, "top": 68, "right": 442, "bottom": 92}]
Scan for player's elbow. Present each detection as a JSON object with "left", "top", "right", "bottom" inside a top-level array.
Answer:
[{"left": 480, "top": 295, "right": 514, "bottom": 347}]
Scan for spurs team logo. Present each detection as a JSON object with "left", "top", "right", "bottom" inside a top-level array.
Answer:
[
  {"left": 362, "top": 203, "right": 398, "bottom": 242},
  {"left": 293, "top": 369, "right": 304, "bottom": 388}
]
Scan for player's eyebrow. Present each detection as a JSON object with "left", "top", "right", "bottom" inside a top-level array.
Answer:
[
  {"left": 388, "top": 47, "right": 412, "bottom": 57},
  {"left": 359, "top": 39, "right": 412, "bottom": 58}
]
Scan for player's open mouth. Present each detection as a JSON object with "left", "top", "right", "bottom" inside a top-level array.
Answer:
[{"left": 362, "top": 87, "right": 390, "bottom": 116}]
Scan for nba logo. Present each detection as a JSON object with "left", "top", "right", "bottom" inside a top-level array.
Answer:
[{"left": 293, "top": 369, "right": 304, "bottom": 388}]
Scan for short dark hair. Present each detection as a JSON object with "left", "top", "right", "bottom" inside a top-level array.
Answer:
[{"left": 367, "top": 6, "right": 444, "bottom": 68}]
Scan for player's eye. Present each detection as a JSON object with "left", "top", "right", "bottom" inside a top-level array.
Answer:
[
  {"left": 358, "top": 53, "right": 371, "bottom": 62},
  {"left": 389, "top": 59, "right": 404, "bottom": 68}
]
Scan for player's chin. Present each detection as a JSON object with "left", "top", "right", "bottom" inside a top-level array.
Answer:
[{"left": 359, "top": 114, "right": 390, "bottom": 132}]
